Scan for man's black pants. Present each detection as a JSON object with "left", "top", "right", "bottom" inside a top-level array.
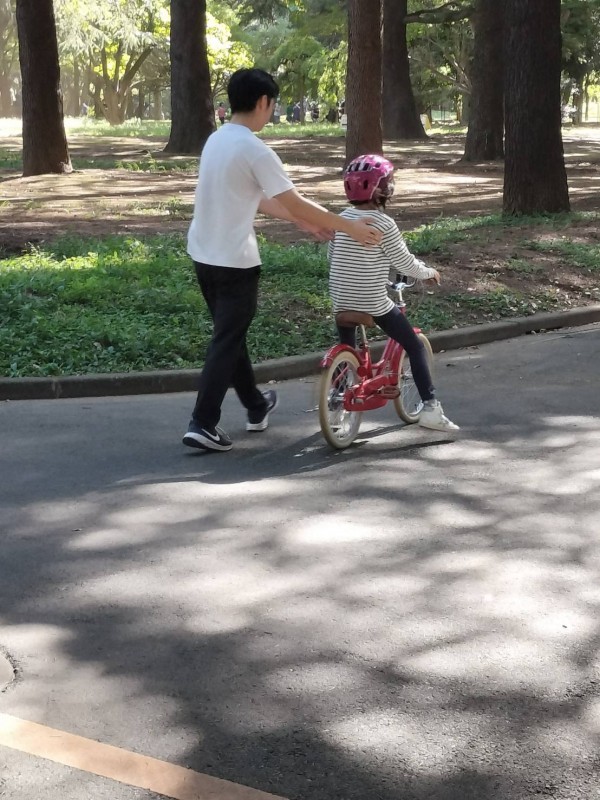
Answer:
[{"left": 191, "top": 262, "right": 267, "bottom": 429}]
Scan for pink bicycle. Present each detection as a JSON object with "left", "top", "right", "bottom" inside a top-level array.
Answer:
[{"left": 319, "top": 278, "right": 434, "bottom": 449}]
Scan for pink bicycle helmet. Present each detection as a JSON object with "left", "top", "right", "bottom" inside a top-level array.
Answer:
[{"left": 344, "top": 153, "right": 395, "bottom": 203}]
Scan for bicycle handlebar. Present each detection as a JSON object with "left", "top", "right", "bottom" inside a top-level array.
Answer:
[
  {"left": 388, "top": 275, "right": 418, "bottom": 291},
  {"left": 386, "top": 275, "right": 419, "bottom": 304}
]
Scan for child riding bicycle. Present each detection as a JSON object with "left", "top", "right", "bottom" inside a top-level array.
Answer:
[{"left": 328, "top": 153, "right": 459, "bottom": 432}]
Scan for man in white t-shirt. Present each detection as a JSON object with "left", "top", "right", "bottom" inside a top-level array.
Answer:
[{"left": 183, "top": 68, "right": 382, "bottom": 452}]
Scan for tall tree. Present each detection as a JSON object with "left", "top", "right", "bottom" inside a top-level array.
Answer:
[
  {"left": 15, "top": 0, "right": 71, "bottom": 176},
  {"left": 346, "top": 0, "right": 383, "bottom": 163},
  {"left": 165, "top": 0, "right": 215, "bottom": 154},
  {"left": 0, "top": 0, "right": 18, "bottom": 116},
  {"left": 562, "top": 0, "right": 600, "bottom": 123},
  {"left": 503, "top": 0, "right": 569, "bottom": 214},
  {"left": 382, "top": 0, "right": 426, "bottom": 139},
  {"left": 463, "top": 0, "right": 504, "bottom": 161},
  {"left": 54, "top": 0, "right": 166, "bottom": 125},
  {"left": 407, "top": 10, "right": 473, "bottom": 123}
]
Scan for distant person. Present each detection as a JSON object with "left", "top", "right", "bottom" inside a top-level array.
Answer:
[
  {"left": 217, "top": 102, "right": 227, "bottom": 125},
  {"left": 182, "top": 68, "right": 382, "bottom": 453},
  {"left": 273, "top": 101, "right": 281, "bottom": 124},
  {"left": 293, "top": 102, "right": 301, "bottom": 123},
  {"left": 286, "top": 103, "right": 293, "bottom": 123},
  {"left": 311, "top": 102, "right": 319, "bottom": 122}
]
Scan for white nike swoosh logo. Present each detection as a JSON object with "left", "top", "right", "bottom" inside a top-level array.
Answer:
[{"left": 202, "top": 430, "right": 221, "bottom": 442}]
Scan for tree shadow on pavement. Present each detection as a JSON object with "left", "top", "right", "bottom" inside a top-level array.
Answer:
[{"left": 1, "top": 334, "right": 600, "bottom": 799}]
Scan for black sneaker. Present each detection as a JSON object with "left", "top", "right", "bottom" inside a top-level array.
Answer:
[
  {"left": 182, "top": 422, "right": 233, "bottom": 451},
  {"left": 246, "top": 389, "right": 278, "bottom": 432}
]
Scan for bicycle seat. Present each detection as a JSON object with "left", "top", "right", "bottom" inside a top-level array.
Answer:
[{"left": 335, "top": 311, "right": 375, "bottom": 327}]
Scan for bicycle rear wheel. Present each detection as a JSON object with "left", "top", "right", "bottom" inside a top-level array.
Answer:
[
  {"left": 319, "top": 351, "right": 362, "bottom": 449},
  {"left": 393, "top": 333, "right": 434, "bottom": 424}
]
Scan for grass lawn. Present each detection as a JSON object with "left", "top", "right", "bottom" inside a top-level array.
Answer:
[
  {"left": 2, "top": 121, "right": 599, "bottom": 379},
  {"left": 1, "top": 213, "right": 599, "bottom": 378}
]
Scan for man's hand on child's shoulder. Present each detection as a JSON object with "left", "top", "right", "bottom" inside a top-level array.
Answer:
[{"left": 349, "top": 217, "right": 383, "bottom": 247}]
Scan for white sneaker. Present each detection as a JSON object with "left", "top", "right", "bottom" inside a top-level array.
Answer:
[
  {"left": 246, "top": 389, "right": 278, "bottom": 432},
  {"left": 418, "top": 400, "right": 460, "bottom": 432}
]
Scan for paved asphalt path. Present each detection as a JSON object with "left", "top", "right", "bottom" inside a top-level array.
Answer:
[{"left": 1, "top": 326, "right": 600, "bottom": 800}]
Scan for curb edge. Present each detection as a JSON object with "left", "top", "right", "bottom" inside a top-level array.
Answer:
[{"left": 2, "top": 304, "right": 600, "bottom": 401}]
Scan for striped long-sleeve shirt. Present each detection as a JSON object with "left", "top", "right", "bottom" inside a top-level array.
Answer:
[{"left": 327, "top": 208, "right": 436, "bottom": 315}]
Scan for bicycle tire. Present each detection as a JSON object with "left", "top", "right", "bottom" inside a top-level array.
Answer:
[
  {"left": 393, "top": 333, "right": 434, "bottom": 424},
  {"left": 318, "top": 351, "right": 363, "bottom": 449}
]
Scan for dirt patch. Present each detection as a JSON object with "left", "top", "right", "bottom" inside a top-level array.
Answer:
[{"left": 1, "top": 129, "right": 599, "bottom": 313}]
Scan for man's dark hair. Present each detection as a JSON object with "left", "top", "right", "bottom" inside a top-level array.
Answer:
[{"left": 227, "top": 68, "right": 279, "bottom": 113}]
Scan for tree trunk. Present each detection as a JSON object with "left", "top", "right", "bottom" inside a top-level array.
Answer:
[
  {"left": 83, "top": 62, "right": 94, "bottom": 110},
  {"left": 0, "top": 74, "right": 12, "bottom": 116},
  {"left": 101, "top": 80, "right": 128, "bottom": 124},
  {"left": 461, "top": 92, "right": 471, "bottom": 125},
  {"left": 299, "top": 75, "right": 306, "bottom": 124},
  {"left": 15, "top": 0, "right": 71, "bottom": 176},
  {"left": 382, "top": 0, "right": 426, "bottom": 140},
  {"left": 0, "top": 4, "right": 17, "bottom": 116},
  {"left": 165, "top": 0, "right": 215, "bottom": 154},
  {"left": 126, "top": 93, "right": 135, "bottom": 119},
  {"left": 93, "top": 81, "right": 103, "bottom": 118},
  {"left": 73, "top": 57, "right": 81, "bottom": 116},
  {"left": 573, "top": 77, "right": 585, "bottom": 125},
  {"left": 136, "top": 88, "right": 145, "bottom": 119},
  {"left": 464, "top": 0, "right": 504, "bottom": 161},
  {"left": 503, "top": 0, "right": 569, "bottom": 214},
  {"left": 346, "top": 0, "right": 383, "bottom": 164},
  {"left": 153, "top": 90, "right": 163, "bottom": 120}
]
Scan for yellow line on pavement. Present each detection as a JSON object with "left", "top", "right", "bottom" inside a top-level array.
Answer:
[{"left": 0, "top": 713, "right": 286, "bottom": 800}]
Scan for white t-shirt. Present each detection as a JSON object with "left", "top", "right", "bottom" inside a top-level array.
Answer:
[
  {"left": 328, "top": 208, "right": 436, "bottom": 316},
  {"left": 187, "top": 123, "right": 294, "bottom": 268}
]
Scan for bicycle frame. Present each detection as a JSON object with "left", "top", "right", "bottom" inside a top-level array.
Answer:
[{"left": 320, "top": 287, "right": 422, "bottom": 413}]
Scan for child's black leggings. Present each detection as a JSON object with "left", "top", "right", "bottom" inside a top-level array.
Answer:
[{"left": 337, "top": 306, "right": 435, "bottom": 401}]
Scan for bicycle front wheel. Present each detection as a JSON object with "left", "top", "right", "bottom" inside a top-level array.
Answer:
[
  {"left": 319, "top": 351, "right": 363, "bottom": 449},
  {"left": 393, "top": 333, "right": 434, "bottom": 424}
]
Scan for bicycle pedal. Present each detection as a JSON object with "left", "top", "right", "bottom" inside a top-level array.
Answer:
[{"left": 378, "top": 387, "right": 401, "bottom": 399}]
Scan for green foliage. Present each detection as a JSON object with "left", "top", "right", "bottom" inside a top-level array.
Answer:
[
  {"left": 524, "top": 238, "right": 600, "bottom": 271},
  {"left": 237, "top": 0, "right": 346, "bottom": 107},
  {"left": 0, "top": 235, "right": 333, "bottom": 377},
  {"left": 2, "top": 214, "right": 599, "bottom": 377},
  {"left": 0, "top": 236, "right": 198, "bottom": 377},
  {"left": 562, "top": 0, "right": 600, "bottom": 80},
  {"left": 259, "top": 121, "right": 343, "bottom": 137},
  {"left": 113, "top": 156, "right": 197, "bottom": 172},
  {"left": 407, "top": 5, "right": 473, "bottom": 113},
  {"left": 5, "top": 0, "right": 600, "bottom": 129},
  {"left": 65, "top": 117, "right": 171, "bottom": 137},
  {"left": 0, "top": 138, "right": 199, "bottom": 172},
  {"left": 0, "top": 149, "right": 21, "bottom": 169},
  {"left": 54, "top": 0, "right": 170, "bottom": 123},
  {"left": 505, "top": 258, "right": 544, "bottom": 275},
  {"left": 404, "top": 211, "right": 596, "bottom": 255},
  {"left": 206, "top": 6, "right": 253, "bottom": 98}
]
